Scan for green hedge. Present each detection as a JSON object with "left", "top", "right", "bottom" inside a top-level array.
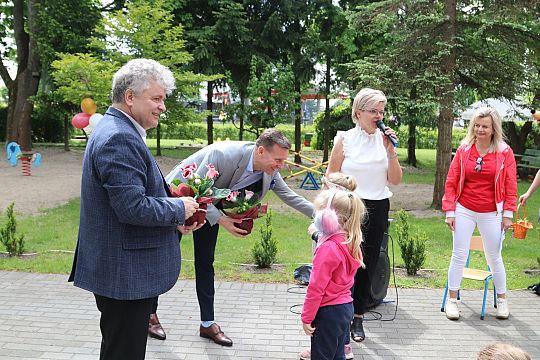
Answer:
[{"left": 150, "top": 122, "right": 316, "bottom": 144}]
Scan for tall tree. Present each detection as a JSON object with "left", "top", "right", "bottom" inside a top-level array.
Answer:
[
  {"left": 0, "top": 0, "right": 100, "bottom": 150},
  {"left": 346, "top": 0, "right": 540, "bottom": 208},
  {"left": 1, "top": 0, "right": 41, "bottom": 151}
]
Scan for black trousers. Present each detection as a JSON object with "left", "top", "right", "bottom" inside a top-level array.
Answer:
[
  {"left": 352, "top": 198, "right": 389, "bottom": 315},
  {"left": 94, "top": 294, "right": 155, "bottom": 360},
  {"left": 192, "top": 221, "right": 220, "bottom": 321},
  {"left": 311, "top": 302, "right": 353, "bottom": 360}
]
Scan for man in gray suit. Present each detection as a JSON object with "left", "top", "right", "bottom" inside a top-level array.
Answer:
[
  {"left": 69, "top": 59, "right": 199, "bottom": 360},
  {"left": 155, "top": 129, "right": 314, "bottom": 346}
]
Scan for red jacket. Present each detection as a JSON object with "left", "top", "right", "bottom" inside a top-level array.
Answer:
[
  {"left": 301, "top": 233, "right": 360, "bottom": 325},
  {"left": 442, "top": 142, "right": 517, "bottom": 218}
]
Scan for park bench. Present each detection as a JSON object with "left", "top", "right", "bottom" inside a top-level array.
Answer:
[{"left": 517, "top": 148, "right": 540, "bottom": 179}]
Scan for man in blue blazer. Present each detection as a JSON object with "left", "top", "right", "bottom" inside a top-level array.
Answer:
[
  {"left": 69, "top": 59, "right": 199, "bottom": 360},
  {"left": 157, "top": 129, "right": 314, "bottom": 346}
]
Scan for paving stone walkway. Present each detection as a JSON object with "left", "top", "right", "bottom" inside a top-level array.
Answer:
[{"left": 0, "top": 271, "right": 538, "bottom": 359}]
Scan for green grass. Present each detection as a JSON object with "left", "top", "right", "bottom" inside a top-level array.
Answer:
[{"left": 1, "top": 145, "right": 539, "bottom": 290}]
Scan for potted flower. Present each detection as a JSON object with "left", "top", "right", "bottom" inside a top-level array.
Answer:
[
  {"left": 169, "top": 163, "right": 230, "bottom": 226},
  {"left": 221, "top": 190, "right": 267, "bottom": 234}
]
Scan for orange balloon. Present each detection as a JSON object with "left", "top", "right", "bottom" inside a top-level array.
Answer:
[
  {"left": 533, "top": 112, "right": 540, "bottom": 121},
  {"left": 81, "top": 98, "right": 97, "bottom": 115}
]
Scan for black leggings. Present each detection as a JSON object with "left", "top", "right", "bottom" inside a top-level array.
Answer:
[{"left": 352, "top": 198, "right": 389, "bottom": 315}]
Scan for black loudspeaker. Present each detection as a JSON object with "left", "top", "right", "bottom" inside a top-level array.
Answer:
[{"left": 367, "top": 219, "right": 391, "bottom": 309}]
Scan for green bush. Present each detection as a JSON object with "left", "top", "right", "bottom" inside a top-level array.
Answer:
[
  {"left": 152, "top": 122, "right": 316, "bottom": 144},
  {"left": 313, "top": 100, "right": 353, "bottom": 150},
  {"left": 0, "top": 203, "right": 25, "bottom": 256},
  {"left": 31, "top": 92, "right": 73, "bottom": 143},
  {"left": 252, "top": 209, "right": 278, "bottom": 268},
  {"left": 395, "top": 209, "right": 426, "bottom": 276}
]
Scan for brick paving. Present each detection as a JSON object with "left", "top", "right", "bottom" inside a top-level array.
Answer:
[{"left": 0, "top": 271, "right": 538, "bottom": 359}]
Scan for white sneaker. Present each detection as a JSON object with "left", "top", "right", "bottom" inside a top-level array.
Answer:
[
  {"left": 445, "top": 298, "right": 460, "bottom": 320},
  {"left": 496, "top": 297, "right": 509, "bottom": 319},
  {"left": 344, "top": 343, "right": 354, "bottom": 359}
]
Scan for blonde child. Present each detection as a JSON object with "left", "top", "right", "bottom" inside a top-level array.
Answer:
[
  {"left": 477, "top": 343, "right": 531, "bottom": 360},
  {"left": 301, "top": 187, "right": 365, "bottom": 360}
]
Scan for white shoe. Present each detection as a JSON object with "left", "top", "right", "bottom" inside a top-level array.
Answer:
[
  {"left": 445, "top": 298, "right": 460, "bottom": 320},
  {"left": 344, "top": 343, "right": 354, "bottom": 359},
  {"left": 496, "top": 298, "right": 509, "bottom": 319}
]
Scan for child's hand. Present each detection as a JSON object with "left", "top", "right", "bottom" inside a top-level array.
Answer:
[
  {"left": 302, "top": 322, "right": 315, "bottom": 336},
  {"left": 308, "top": 223, "right": 317, "bottom": 236}
]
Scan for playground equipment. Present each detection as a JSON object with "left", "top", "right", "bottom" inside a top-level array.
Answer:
[
  {"left": 6, "top": 142, "right": 41, "bottom": 176},
  {"left": 284, "top": 151, "right": 328, "bottom": 190}
]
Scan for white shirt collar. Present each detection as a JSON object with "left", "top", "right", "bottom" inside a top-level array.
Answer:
[{"left": 115, "top": 107, "right": 147, "bottom": 142}]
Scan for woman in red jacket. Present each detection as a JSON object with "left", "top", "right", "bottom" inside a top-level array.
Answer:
[{"left": 442, "top": 106, "right": 517, "bottom": 321}]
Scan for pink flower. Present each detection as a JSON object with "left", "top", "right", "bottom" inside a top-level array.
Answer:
[
  {"left": 226, "top": 191, "right": 239, "bottom": 202},
  {"left": 181, "top": 163, "right": 197, "bottom": 179},
  {"left": 205, "top": 164, "right": 219, "bottom": 179},
  {"left": 245, "top": 190, "right": 254, "bottom": 200}
]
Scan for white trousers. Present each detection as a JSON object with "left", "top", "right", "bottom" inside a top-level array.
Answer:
[{"left": 447, "top": 203, "right": 507, "bottom": 294}]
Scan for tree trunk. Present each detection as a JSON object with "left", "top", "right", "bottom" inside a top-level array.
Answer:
[
  {"left": 406, "top": 86, "right": 418, "bottom": 167},
  {"left": 406, "top": 121, "right": 417, "bottom": 167},
  {"left": 432, "top": 0, "right": 457, "bottom": 209},
  {"left": 323, "top": 54, "right": 331, "bottom": 162},
  {"left": 206, "top": 80, "right": 214, "bottom": 145},
  {"left": 294, "top": 77, "right": 302, "bottom": 164},
  {"left": 239, "top": 94, "right": 245, "bottom": 141},
  {"left": 505, "top": 121, "right": 533, "bottom": 155},
  {"left": 63, "top": 113, "right": 70, "bottom": 152},
  {"left": 5, "top": 0, "right": 41, "bottom": 152}
]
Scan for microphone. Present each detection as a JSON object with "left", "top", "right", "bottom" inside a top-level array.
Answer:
[{"left": 376, "top": 120, "right": 398, "bottom": 147}]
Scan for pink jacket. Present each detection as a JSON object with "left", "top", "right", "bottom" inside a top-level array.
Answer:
[
  {"left": 442, "top": 142, "right": 517, "bottom": 218},
  {"left": 301, "top": 233, "right": 360, "bottom": 325}
]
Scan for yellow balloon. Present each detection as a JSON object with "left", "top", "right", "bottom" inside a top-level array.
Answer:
[
  {"left": 81, "top": 98, "right": 97, "bottom": 115},
  {"left": 533, "top": 112, "right": 540, "bottom": 121}
]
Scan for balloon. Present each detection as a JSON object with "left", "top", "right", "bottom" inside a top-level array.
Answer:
[
  {"left": 72, "top": 112, "right": 91, "bottom": 129},
  {"left": 89, "top": 113, "right": 103, "bottom": 127},
  {"left": 81, "top": 98, "right": 97, "bottom": 115},
  {"left": 533, "top": 112, "right": 540, "bottom": 121}
]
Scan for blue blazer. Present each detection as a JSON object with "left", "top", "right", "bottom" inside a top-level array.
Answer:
[{"left": 69, "top": 107, "right": 185, "bottom": 300}]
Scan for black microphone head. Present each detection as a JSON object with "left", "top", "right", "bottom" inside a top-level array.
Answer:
[{"left": 375, "top": 120, "right": 386, "bottom": 131}]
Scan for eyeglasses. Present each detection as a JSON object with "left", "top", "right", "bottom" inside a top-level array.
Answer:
[
  {"left": 474, "top": 157, "right": 483, "bottom": 172},
  {"left": 363, "top": 109, "right": 385, "bottom": 116}
]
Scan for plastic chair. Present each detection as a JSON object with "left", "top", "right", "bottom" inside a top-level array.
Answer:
[{"left": 440, "top": 235, "right": 497, "bottom": 320}]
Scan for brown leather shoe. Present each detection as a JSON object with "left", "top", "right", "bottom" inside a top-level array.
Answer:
[
  {"left": 148, "top": 313, "right": 166, "bottom": 340},
  {"left": 199, "top": 323, "right": 233, "bottom": 346}
]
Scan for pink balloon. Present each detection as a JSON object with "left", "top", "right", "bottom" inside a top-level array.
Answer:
[{"left": 72, "top": 112, "right": 91, "bottom": 129}]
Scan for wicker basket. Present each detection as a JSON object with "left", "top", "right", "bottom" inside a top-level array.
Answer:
[{"left": 513, "top": 204, "right": 533, "bottom": 239}]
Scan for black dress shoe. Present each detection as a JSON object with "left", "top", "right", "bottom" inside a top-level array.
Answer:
[
  {"left": 200, "top": 323, "right": 233, "bottom": 346},
  {"left": 148, "top": 313, "right": 166, "bottom": 340},
  {"left": 351, "top": 316, "right": 365, "bottom": 342}
]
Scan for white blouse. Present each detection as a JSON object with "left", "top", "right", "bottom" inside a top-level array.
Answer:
[{"left": 338, "top": 125, "right": 392, "bottom": 200}]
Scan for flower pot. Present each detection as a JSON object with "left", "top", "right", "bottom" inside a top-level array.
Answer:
[
  {"left": 185, "top": 203, "right": 208, "bottom": 226},
  {"left": 234, "top": 218, "right": 254, "bottom": 234}
]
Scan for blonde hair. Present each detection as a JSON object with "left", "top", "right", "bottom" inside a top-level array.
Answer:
[
  {"left": 322, "top": 172, "right": 357, "bottom": 192},
  {"left": 313, "top": 189, "right": 365, "bottom": 263},
  {"left": 351, "top": 88, "right": 387, "bottom": 124},
  {"left": 462, "top": 106, "right": 506, "bottom": 152},
  {"left": 477, "top": 343, "right": 531, "bottom": 360}
]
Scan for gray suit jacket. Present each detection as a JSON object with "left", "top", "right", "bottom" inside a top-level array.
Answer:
[
  {"left": 69, "top": 107, "right": 185, "bottom": 300},
  {"left": 166, "top": 141, "right": 314, "bottom": 225}
]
